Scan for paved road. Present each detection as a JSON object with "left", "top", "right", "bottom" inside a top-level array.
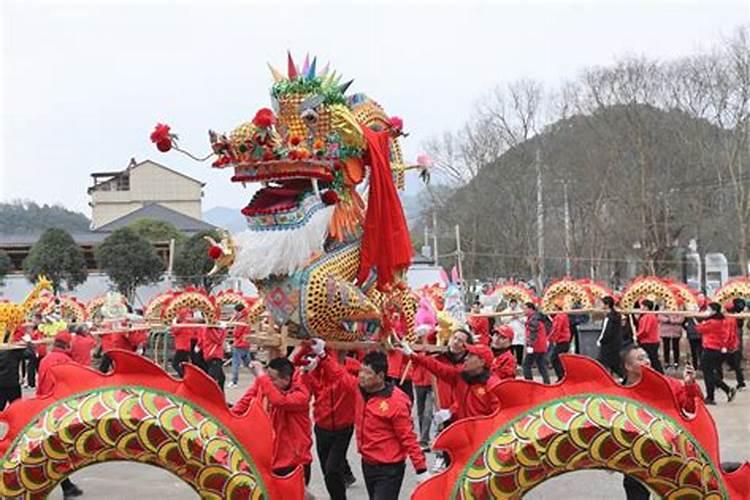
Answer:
[{"left": 44, "top": 369, "right": 748, "bottom": 499}]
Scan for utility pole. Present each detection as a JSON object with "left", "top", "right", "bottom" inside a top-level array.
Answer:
[
  {"left": 563, "top": 180, "right": 572, "bottom": 276},
  {"left": 455, "top": 224, "right": 464, "bottom": 284},
  {"left": 536, "top": 149, "right": 545, "bottom": 290},
  {"left": 432, "top": 211, "right": 439, "bottom": 266}
]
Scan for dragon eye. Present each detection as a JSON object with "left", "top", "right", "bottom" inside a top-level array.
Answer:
[{"left": 301, "top": 108, "right": 319, "bottom": 124}]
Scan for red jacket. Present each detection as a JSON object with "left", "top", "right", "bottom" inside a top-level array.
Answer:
[
  {"left": 549, "top": 314, "right": 571, "bottom": 344},
  {"left": 412, "top": 354, "right": 500, "bottom": 421},
  {"left": 320, "top": 355, "right": 426, "bottom": 472},
  {"left": 723, "top": 318, "right": 740, "bottom": 352},
  {"left": 300, "top": 357, "right": 358, "bottom": 430},
  {"left": 665, "top": 376, "right": 703, "bottom": 414},
  {"left": 386, "top": 350, "right": 410, "bottom": 381},
  {"left": 200, "top": 327, "right": 226, "bottom": 361},
  {"left": 233, "top": 323, "right": 251, "bottom": 349},
  {"left": 37, "top": 348, "right": 74, "bottom": 397},
  {"left": 491, "top": 349, "right": 516, "bottom": 380},
  {"left": 431, "top": 352, "right": 465, "bottom": 410},
  {"left": 70, "top": 335, "right": 96, "bottom": 366},
  {"left": 31, "top": 329, "right": 47, "bottom": 358},
  {"left": 695, "top": 317, "right": 729, "bottom": 351},
  {"left": 411, "top": 362, "right": 433, "bottom": 387},
  {"left": 636, "top": 313, "right": 660, "bottom": 344},
  {"left": 525, "top": 312, "right": 549, "bottom": 353},
  {"left": 233, "top": 373, "right": 312, "bottom": 469},
  {"left": 172, "top": 326, "right": 194, "bottom": 352},
  {"left": 468, "top": 316, "right": 490, "bottom": 345}
]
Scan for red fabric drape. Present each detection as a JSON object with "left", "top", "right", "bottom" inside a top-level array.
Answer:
[{"left": 357, "top": 128, "right": 413, "bottom": 290}]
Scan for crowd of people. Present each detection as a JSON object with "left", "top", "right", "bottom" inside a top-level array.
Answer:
[{"left": 0, "top": 293, "right": 745, "bottom": 499}]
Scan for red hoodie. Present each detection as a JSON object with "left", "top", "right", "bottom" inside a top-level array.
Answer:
[
  {"left": 525, "top": 312, "right": 549, "bottom": 353},
  {"left": 200, "top": 327, "right": 226, "bottom": 361},
  {"left": 431, "top": 351, "right": 465, "bottom": 410},
  {"left": 549, "top": 314, "right": 571, "bottom": 344},
  {"left": 695, "top": 317, "right": 729, "bottom": 351},
  {"left": 37, "top": 348, "right": 74, "bottom": 397},
  {"left": 411, "top": 354, "right": 500, "bottom": 421},
  {"left": 467, "top": 315, "right": 490, "bottom": 345},
  {"left": 70, "top": 334, "right": 96, "bottom": 366},
  {"left": 491, "top": 349, "right": 516, "bottom": 380},
  {"left": 233, "top": 373, "right": 312, "bottom": 470},
  {"left": 299, "top": 356, "right": 358, "bottom": 431},
  {"left": 665, "top": 376, "right": 703, "bottom": 414},
  {"left": 411, "top": 362, "right": 433, "bottom": 387},
  {"left": 232, "top": 322, "right": 251, "bottom": 350},
  {"left": 636, "top": 313, "right": 660, "bottom": 344},
  {"left": 723, "top": 317, "right": 740, "bottom": 352},
  {"left": 320, "top": 355, "right": 426, "bottom": 472},
  {"left": 171, "top": 326, "right": 194, "bottom": 352}
]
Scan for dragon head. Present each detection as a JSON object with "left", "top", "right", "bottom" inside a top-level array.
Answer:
[{"left": 207, "top": 53, "right": 401, "bottom": 241}]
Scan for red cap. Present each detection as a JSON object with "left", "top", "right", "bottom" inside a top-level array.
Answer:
[
  {"left": 465, "top": 344, "right": 494, "bottom": 367},
  {"left": 54, "top": 330, "right": 72, "bottom": 347},
  {"left": 493, "top": 325, "right": 514, "bottom": 341}
]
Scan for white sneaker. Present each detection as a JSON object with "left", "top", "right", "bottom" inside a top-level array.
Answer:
[
  {"left": 227, "top": 382, "right": 238, "bottom": 388},
  {"left": 430, "top": 456, "right": 446, "bottom": 473}
]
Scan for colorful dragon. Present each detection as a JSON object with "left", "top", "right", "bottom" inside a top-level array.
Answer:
[{"left": 156, "top": 53, "right": 418, "bottom": 343}]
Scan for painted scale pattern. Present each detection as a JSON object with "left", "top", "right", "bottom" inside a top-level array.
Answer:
[
  {"left": 541, "top": 280, "right": 593, "bottom": 311},
  {"left": 455, "top": 395, "right": 725, "bottom": 500},
  {"left": 620, "top": 278, "right": 680, "bottom": 310},
  {"left": 0, "top": 387, "right": 266, "bottom": 500}
]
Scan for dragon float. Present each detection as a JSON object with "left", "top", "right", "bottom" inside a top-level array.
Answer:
[{"left": 0, "top": 276, "right": 53, "bottom": 340}]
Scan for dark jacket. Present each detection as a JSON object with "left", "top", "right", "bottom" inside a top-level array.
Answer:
[
  {"left": 597, "top": 310, "right": 623, "bottom": 366},
  {"left": 0, "top": 348, "right": 30, "bottom": 388}
]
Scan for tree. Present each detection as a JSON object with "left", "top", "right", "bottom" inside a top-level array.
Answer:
[
  {"left": 0, "top": 250, "right": 12, "bottom": 286},
  {"left": 128, "top": 218, "right": 186, "bottom": 245},
  {"left": 0, "top": 201, "right": 90, "bottom": 233},
  {"left": 23, "top": 228, "right": 87, "bottom": 292},
  {"left": 96, "top": 227, "right": 165, "bottom": 301},
  {"left": 173, "top": 230, "right": 228, "bottom": 291}
]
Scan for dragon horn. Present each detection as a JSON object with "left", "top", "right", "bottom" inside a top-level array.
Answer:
[
  {"left": 320, "top": 62, "right": 330, "bottom": 77},
  {"left": 268, "top": 63, "right": 284, "bottom": 82},
  {"left": 287, "top": 51, "right": 298, "bottom": 79},
  {"left": 301, "top": 53, "right": 310, "bottom": 75},
  {"left": 306, "top": 56, "right": 317, "bottom": 79},
  {"left": 338, "top": 79, "right": 354, "bottom": 94}
]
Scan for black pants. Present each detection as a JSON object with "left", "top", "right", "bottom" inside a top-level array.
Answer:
[
  {"left": 703, "top": 349, "right": 731, "bottom": 401},
  {"left": 315, "top": 425, "right": 354, "bottom": 500},
  {"left": 522, "top": 352, "right": 550, "bottom": 384},
  {"left": 550, "top": 342, "right": 570, "bottom": 381},
  {"left": 623, "top": 475, "right": 650, "bottom": 499},
  {"left": 206, "top": 358, "right": 225, "bottom": 392},
  {"left": 361, "top": 461, "right": 405, "bottom": 500},
  {"left": 190, "top": 339, "right": 206, "bottom": 371},
  {"left": 639, "top": 342, "right": 664, "bottom": 373},
  {"left": 724, "top": 351, "right": 745, "bottom": 387},
  {"left": 172, "top": 349, "right": 190, "bottom": 377},
  {"left": 662, "top": 337, "right": 680, "bottom": 366},
  {"left": 0, "top": 385, "right": 22, "bottom": 410},
  {"left": 688, "top": 338, "right": 702, "bottom": 369},
  {"left": 414, "top": 385, "right": 433, "bottom": 447},
  {"left": 99, "top": 353, "right": 113, "bottom": 373},
  {"left": 273, "top": 464, "right": 311, "bottom": 485},
  {"left": 511, "top": 345, "right": 524, "bottom": 366},
  {"left": 26, "top": 352, "right": 38, "bottom": 388}
]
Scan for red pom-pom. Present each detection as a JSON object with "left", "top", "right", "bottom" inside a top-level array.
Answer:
[
  {"left": 321, "top": 190, "right": 339, "bottom": 205},
  {"left": 388, "top": 116, "right": 403, "bottom": 131},
  {"left": 207, "top": 245, "right": 223, "bottom": 260},
  {"left": 252, "top": 108, "right": 276, "bottom": 128},
  {"left": 156, "top": 139, "right": 172, "bottom": 152}
]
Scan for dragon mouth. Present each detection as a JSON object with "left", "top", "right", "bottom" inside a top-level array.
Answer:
[
  {"left": 231, "top": 159, "right": 335, "bottom": 185},
  {"left": 242, "top": 179, "right": 319, "bottom": 217}
]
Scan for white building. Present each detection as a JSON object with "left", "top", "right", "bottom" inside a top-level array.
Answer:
[{"left": 89, "top": 159, "right": 205, "bottom": 229}]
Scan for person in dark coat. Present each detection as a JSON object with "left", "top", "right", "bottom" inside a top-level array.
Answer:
[
  {"left": 0, "top": 341, "right": 32, "bottom": 409},
  {"left": 683, "top": 315, "right": 702, "bottom": 370},
  {"left": 596, "top": 296, "right": 623, "bottom": 377}
]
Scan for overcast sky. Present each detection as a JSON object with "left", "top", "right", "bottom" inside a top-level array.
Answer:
[{"left": 1, "top": 0, "right": 747, "bottom": 216}]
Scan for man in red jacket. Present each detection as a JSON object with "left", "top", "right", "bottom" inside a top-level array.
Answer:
[
  {"left": 36, "top": 331, "right": 84, "bottom": 499},
  {"left": 314, "top": 343, "right": 427, "bottom": 500},
  {"left": 723, "top": 301, "right": 746, "bottom": 391},
  {"left": 201, "top": 322, "right": 227, "bottom": 392},
  {"left": 635, "top": 300, "right": 664, "bottom": 373},
  {"left": 549, "top": 309, "right": 572, "bottom": 382},
  {"left": 696, "top": 302, "right": 737, "bottom": 405},
  {"left": 170, "top": 308, "right": 194, "bottom": 377},
  {"left": 228, "top": 303, "right": 253, "bottom": 388},
  {"left": 490, "top": 325, "right": 517, "bottom": 380},
  {"left": 233, "top": 357, "right": 314, "bottom": 484},
  {"left": 70, "top": 325, "right": 97, "bottom": 366},
  {"left": 620, "top": 343, "right": 703, "bottom": 498},
  {"left": 292, "top": 346, "right": 358, "bottom": 499},
  {"left": 522, "top": 302, "right": 550, "bottom": 384},
  {"left": 400, "top": 342, "right": 501, "bottom": 423}
]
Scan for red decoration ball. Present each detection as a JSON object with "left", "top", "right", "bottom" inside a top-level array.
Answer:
[
  {"left": 321, "top": 190, "right": 339, "bottom": 205},
  {"left": 156, "top": 139, "right": 172, "bottom": 152},
  {"left": 207, "top": 245, "right": 223, "bottom": 260}
]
